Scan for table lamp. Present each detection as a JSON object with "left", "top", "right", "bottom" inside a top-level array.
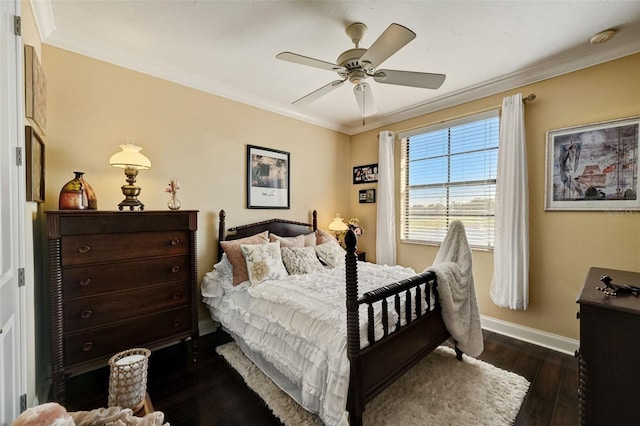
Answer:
[
  {"left": 328, "top": 214, "right": 349, "bottom": 240},
  {"left": 109, "top": 139, "right": 151, "bottom": 210}
]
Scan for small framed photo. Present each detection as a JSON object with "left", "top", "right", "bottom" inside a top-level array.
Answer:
[
  {"left": 247, "top": 145, "right": 290, "bottom": 209},
  {"left": 545, "top": 116, "right": 639, "bottom": 211},
  {"left": 359, "top": 189, "right": 376, "bottom": 204},
  {"left": 353, "top": 163, "right": 378, "bottom": 184},
  {"left": 25, "top": 125, "right": 45, "bottom": 203}
]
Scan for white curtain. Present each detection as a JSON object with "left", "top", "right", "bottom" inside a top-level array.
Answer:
[
  {"left": 490, "top": 93, "right": 529, "bottom": 310},
  {"left": 376, "top": 130, "right": 396, "bottom": 265}
]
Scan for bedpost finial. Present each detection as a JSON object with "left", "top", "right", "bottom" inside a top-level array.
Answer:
[{"left": 345, "top": 229, "right": 357, "bottom": 251}]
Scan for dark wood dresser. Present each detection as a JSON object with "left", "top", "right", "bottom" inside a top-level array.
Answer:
[
  {"left": 46, "top": 210, "right": 199, "bottom": 402},
  {"left": 576, "top": 267, "right": 640, "bottom": 426}
]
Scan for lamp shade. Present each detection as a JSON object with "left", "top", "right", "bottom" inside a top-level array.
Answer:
[
  {"left": 328, "top": 215, "right": 349, "bottom": 232},
  {"left": 109, "top": 143, "right": 151, "bottom": 170}
]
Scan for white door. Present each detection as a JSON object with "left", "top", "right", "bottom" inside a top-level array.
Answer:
[{"left": 0, "top": 0, "right": 25, "bottom": 424}]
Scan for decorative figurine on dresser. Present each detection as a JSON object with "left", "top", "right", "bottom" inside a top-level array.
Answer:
[
  {"left": 576, "top": 267, "right": 640, "bottom": 426},
  {"left": 46, "top": 210, "right": 199, "bottom": 403}
]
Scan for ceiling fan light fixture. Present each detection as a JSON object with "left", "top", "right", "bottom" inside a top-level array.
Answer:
[{"left": 277, "top": 21, "right": 446, "bottom": 119}]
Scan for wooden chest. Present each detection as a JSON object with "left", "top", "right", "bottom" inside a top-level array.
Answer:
[{"left": 46, "top": 210, "right": 199, "bottom": 402}]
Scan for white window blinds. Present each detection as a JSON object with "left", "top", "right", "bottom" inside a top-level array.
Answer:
[{"left": 400, "top": 110, "right": 499, "bottom": 248}]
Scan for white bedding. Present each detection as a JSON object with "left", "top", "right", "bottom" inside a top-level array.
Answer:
[{"left": 201, "top": 256, "right": 422, "bottom": 426}]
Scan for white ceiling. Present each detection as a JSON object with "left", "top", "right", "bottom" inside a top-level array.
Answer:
[{"left": 31, "top": 1, "right": 640, "bottom": 135}]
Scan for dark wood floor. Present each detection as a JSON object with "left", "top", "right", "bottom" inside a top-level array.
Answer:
[{"left": 61, "top": 329, "right": 578, "bottom": 425}]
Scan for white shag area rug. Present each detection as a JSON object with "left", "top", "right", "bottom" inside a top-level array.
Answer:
[{"left": 216, "top": 342, "right": 530, "bottom": 426}]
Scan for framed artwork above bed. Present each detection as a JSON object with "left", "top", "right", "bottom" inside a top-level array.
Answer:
[{"left": 247, "top": 144, "right": 290, "bottom": 209}]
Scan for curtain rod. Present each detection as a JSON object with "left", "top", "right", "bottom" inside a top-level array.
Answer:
[{"left": 388, "top": 92, "right": 538, "bottom": 138}]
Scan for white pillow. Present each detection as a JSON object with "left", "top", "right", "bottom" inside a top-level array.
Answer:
[
  {"left": 314, "top": 242, "right": 346, "bottom": 268},
  {"left": 240, "top": 241, "right": 288, "bottom": 286},
  {"left": 215, "top": 253, "right": 233, "bottom": 281},
  {"left": 281, "top": 246, "right": 325, "bottom": 275}
]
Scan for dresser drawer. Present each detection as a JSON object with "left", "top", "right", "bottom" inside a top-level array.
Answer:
[
  {"left": 62, "top": 256, "right": 191, "bottom": 298},
  {"left": 64, "top": 307, "right": 191, "bottom": 367},
  {"left": 64, "top": 282, "right": 190, "bottom": 331},
  {"left": 61, "top": 231, "right": 190, "bottom": 266}
]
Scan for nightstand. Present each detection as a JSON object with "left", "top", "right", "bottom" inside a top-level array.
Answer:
[
  {"left": 356, "top": 250, "right": 366, "bottom": 262},
  {"left": 576, "top": 267, "right": 640, "bottom": 426}
]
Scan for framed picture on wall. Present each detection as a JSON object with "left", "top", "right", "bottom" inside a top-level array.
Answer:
[
  {"left": 359, "top": 188, "right": 376, "bottom": 203},
  {"left": 24, "top": 45, "right": 47, "bottom": 134},
  {"left": 247, "top": 145, "right": 290, "bottom": 209},
  {"left": 544, "top": 116, "right": 639, "bottom": 211},
  {"left": 353, "top": 163, "right": 378, "bottom": 184},
  {"left": 25, "top": 125, "right": 45, "bottom": 203}
]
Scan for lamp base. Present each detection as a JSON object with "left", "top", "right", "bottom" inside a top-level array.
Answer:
[
  {"left": 118, "top": 198, "right": 144, "bottom": 211},
  {"left": 118, "top": 168, "right": 145, "bottom": 210}
]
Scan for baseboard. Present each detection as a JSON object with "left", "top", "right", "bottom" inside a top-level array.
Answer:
[
  {"left": 481, "top": 315, "right": 579, "bottom": 356},
  {"left": 198, "top": 318, "right": 218, "bottom": 336}
]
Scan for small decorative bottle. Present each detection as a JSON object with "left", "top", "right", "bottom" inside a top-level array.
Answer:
[
  {"left": 164, "top": 178, "right": 181, "bottom": 210},
  {"left": 167, "top": 194, "right": 181, "bottom": 211}
]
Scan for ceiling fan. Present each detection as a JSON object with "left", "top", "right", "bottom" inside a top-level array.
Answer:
[{"left": 276, "top": 22, "right": 446, "bottom": 123}]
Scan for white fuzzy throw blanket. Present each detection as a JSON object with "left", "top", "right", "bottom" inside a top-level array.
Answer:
[{"left": 426, "top": 220, "right": 484, "bottom": 357}]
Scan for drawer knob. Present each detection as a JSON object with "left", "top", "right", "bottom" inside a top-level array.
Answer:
[
  {"left": 81, "top": 309, "right": 93, "bottom": 319},
  {"left": 171, "top": 265, "right": 181, "bottom": 273},
  {"left": 170, "top": 238, "right": 180, "bottom": 246},
  {"left": 79, "top": 278, "right": 92, "bottom": 287},
  {"left": 576, "top": 311, "right": 580, "bottom": 319},
  {"left": 172, "top": 319, "right": 181, "bottom": 327},
  {"left": 172, "top": 291, "right": 182, "bottom": 300},
  {"left": 82, "top": 342, "right": 93, "bottom": 352},
  {"left": 78, "top": 245, "right": 91, "bottom": 254}
]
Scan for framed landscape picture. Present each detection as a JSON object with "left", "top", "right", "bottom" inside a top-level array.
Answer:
[
  {"left": 247, "top": 145, "right": 290, "bottom": 209},
  {"left": 545, "top": 116, "right": 639, "bottom": 211}
]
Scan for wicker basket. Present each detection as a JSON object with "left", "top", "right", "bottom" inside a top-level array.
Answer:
[{"left": 107, "top": 348, "right": 151, "bottom": 409}]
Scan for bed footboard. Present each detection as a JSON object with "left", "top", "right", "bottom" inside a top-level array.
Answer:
[{"left": 344, "top": 231, "right": 454, "bottom": 426}]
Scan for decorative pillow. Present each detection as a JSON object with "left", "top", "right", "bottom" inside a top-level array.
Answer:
[
  {"left": 303, "top": 232, "right": 317, "bottom": 247},
  {"left": 269, "top": 233, "right": 305, "bottom": 248},
  {"left": 314, "top": 242, "right": 346, "bottom": 268},
  {"left": 281, "top": 246, "right": 326, "bottom": 275},
  {"left": 316, "top": 229, "right": 340, "bottom": 246},
  {"left": 240, "top": 241, "right": 288, "bottom": 286},
  {"left": 220, "top": 231, "right": 269, "bottom": 285}
]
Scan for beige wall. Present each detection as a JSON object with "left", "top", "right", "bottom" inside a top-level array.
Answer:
[
  {"left": 38, "top": 39, "right": 639, "bottom": 344},
  {"left": 42, "top": 45, "right": 351, "bottom": 321},
  {"left": 350, "top": 53, "right": 640, "bottom": 340}
]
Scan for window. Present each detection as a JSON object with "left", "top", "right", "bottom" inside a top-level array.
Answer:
[{"left": 400, "top": 110, "right": 499, "bottom": 248}]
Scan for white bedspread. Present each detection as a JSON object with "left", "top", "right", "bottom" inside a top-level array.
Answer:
[{"left": 201, "top": 260, "right": 418, "bottom": 426}]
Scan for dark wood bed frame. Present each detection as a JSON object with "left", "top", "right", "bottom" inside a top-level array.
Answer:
[{"left": 217, "top": 209, "right": 461, "bottom": 425}]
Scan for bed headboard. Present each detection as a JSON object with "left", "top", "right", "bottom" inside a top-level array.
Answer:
[{"left": 217, "top": 209, "right": 318, "bottom": 261}]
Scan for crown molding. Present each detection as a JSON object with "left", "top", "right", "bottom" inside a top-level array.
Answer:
[
  {"left": 43, "top": 29, "right": 351, "bottom": 134},
  {"left": 347, "top": 40, "right": 640, "bottom": 134},
  {"left": 31, "top": 0, "right": 639, "bottom": 136},
  {"left": 29, "top": 0, "right": 56, "bottom": 41}
]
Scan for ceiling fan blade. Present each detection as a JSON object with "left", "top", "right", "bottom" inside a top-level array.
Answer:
[
  {"left": 354, "top": 82, "right": 377, "bottom": 117},
  {"left": 374, "top": 69, "right": 446, "bottom": 89},
  {"left": 292, "top": 79, "right": 346, "bottom": 105},
  {"left": 276, "top": 52, "right": 345, "bottom": 72},
  {"left": 359, "top": 23, "right": 416, "bottom": 69}
]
